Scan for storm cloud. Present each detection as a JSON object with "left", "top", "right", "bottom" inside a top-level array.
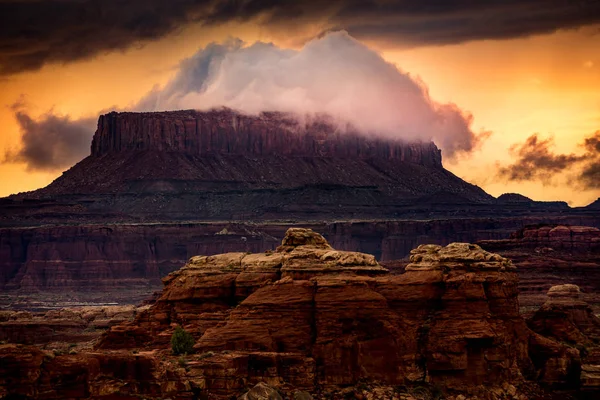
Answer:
[
  {"left": 2, "top": 0, "right": 600, "bottom": 75},
  {"left": 497, "top": 131, "right": 600, "bottom": 189},
  {"left": 4, "top": 104, "right": 96, "bottom": 171}
]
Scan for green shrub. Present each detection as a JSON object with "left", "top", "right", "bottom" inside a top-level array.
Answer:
[{"left": 171, "top": 326, "right": 195, "bottom": 355}]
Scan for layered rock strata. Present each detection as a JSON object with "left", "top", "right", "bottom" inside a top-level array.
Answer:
[
  {"left": 93, "top": 229, "right": 581, "bottom": 397},
  {"left": 528, "top": 285, "right": 600, "bottom": 393},
  {"left": 91, "top": 110, "right": 443, "bottom": 166}
]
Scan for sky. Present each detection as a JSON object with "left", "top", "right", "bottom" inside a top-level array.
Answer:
[{"left": 1, "top": 0, "right": 599, "bottom": 206}]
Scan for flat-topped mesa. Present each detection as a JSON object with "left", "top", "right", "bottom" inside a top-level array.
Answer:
[{"left": 90, "top": 109, "right": 443, "bottom": 167}]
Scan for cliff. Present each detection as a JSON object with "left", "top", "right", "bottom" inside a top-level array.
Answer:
[
  {"left": 4, "top": 219, "right": 600, "bottom": 302},
  {"left": 91, "top": 110, "right": 443, "bottom": 166},
  {"left": 528, "top": 285, "right": 600, "bottom": 393}
]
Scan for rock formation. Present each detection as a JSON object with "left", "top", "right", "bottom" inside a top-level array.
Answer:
[
  {"left": 528, "top": 284, "right": 600, "bottom": 393},
  {"left": 0, "top": 305, "right": 144, "bottom": 346},
  {"left": 5, "top": 219, "right": 600, "bottom": 301},
  {"left": 7, "top": 109, "right": 494, "bottom": 223},
  {"left": 0, "top": 228, "right": 594, "bottom": 399},
  {"left": 478, "top": 225, "right": 600, "bottom": 314},
  {"left": 91, "top": 110, "right": 443, "bottom": 165},
  {"left": 93, "top": 229, "right": 582, "bottom": 397}
]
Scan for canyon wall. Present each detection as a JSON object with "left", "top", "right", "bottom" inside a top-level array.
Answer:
[{"left": 3, "top": 217, "right": 600, "bottom": 297}]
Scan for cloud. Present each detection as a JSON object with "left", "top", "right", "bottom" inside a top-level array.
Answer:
[
  {"left": 137, "top": 31, "right": 487, "bottom": 157},
  {"left": 4, "top": 32, "right": 487, "bottom": 171},
  {"left": 2, "top": 0, "right": 600, "bottom": 75},
  {"left": 4, "top": 103, "right": 96, "bottom": 171},
  {"left": 580, "top": 131, "right": 600, "bottom": 188},
  {"left": 497, "top": 131, "right": 600, "bottom": 189}
]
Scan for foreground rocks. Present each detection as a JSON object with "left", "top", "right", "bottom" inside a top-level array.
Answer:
[
  {"left": 0, "top": 228, "right": 596, "bottom": 399},
  {"left": 528, "top": 284, "right": 600, "bottom": 394}
]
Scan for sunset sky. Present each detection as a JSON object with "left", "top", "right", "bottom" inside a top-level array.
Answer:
[{"left": 1, "top": 1, "right": 599, "bottom": 206}]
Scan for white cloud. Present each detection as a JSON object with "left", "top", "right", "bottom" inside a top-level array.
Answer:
[{"left": 137, "top": 31, "right": 484, "bottom": 157}]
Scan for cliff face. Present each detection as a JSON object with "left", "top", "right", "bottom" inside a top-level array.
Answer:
[
  {"left": 3, "top": 219, "right": 600, "bottom": 298},
  {"left": 91, "top": 110, "right": 443, "bottom": 167}
]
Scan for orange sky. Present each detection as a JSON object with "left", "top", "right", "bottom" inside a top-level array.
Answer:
[{"left": 0, "top": 23, "right": 599, "bottom": 206}]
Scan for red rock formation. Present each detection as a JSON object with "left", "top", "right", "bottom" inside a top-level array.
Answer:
[
  {"left": 0, "top": 305, "right": 142, "bottom": 345},
  {"left": 0, "top": 344, "right": 188, "bottom": 399},
  {"left": 528, "top": 284, "right": 600, "bottom": 345},
  {"left": 528, "top": 285, "right": 600, "bottom": 393},
  {"left": 7, "top": 109, "right": 496, "bottom": 222},
  {"left": 91, "top": 110, "right": 443, "bottom": 166},
  {"left": 0, "top": 229, "right": 591, "bottom": 398},
  {"left": 95, "top": 229, "right": 580, "bottom": 397}
]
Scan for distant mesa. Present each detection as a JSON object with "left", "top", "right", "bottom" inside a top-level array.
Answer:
[
  {"left": 585, "top": 198, "right": 600, "bottom": 209},
  {"left": 4, "top": 108, "right": 494, "bottom": 222},
  {"left": 496, "top": 193, "right": 533, "bottom": 203}
]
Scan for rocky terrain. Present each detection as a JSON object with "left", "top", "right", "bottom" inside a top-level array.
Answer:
[
  {"left": 1, "top": 228, "right": 598, "bottom": 399},
  {"left": 0, "top": 305, "right": 144, "bottom": 347},
  {"left": 478, "top": 225, "right": 600, "bottom": 314}
]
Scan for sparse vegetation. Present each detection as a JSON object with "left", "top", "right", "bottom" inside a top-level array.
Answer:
[
  {"left": 198, "top": 351, "right": 214, "bottom": 359},
  {"left": 171, "top": 326, "right": 195, "bottom": 355}
]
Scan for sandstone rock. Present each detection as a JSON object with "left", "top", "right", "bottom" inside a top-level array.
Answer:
[
  {"left": 528, "top": 284, "right": 600, "bottom": 345},
  {"left": 478, "top": 225, "right": 600, "bottom": 314},
  {"left": 100, "top": 230, "right": 557, "bottom": 394},
  {"left": 292, "top": 390, "right": 313, "bottom": 400},
  {"left": 528, "top": 284, "right": 600, "bottom": 393},
  {"left": 239, "top": 382, "right": 282, "bottom": 400},
  {"left": 0, "top": 305, "right": 141, "bottom": 345},
  {"left": 91, "top": 110, "right": 443, "bottom": 167}
]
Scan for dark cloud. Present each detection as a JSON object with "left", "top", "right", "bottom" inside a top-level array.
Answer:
[
  {"left": 3, "top": 103, "right": 96, "bottom": 171},
  {"left": 2, "top": 0, "right": 600, "bottom": 75},
  {"left": 497, "top": 131, "right": 600, "bottom": 189},
  {"left": 580, "top": 131, "right": 600, "bottom": 188}
]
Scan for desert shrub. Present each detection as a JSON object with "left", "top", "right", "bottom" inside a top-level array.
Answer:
[
  {"left": 171, "top": 326, "right": 195, "bottom": 355},
  {"left": 198, "top": 351, "right": 214, "bottom": 360}
]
